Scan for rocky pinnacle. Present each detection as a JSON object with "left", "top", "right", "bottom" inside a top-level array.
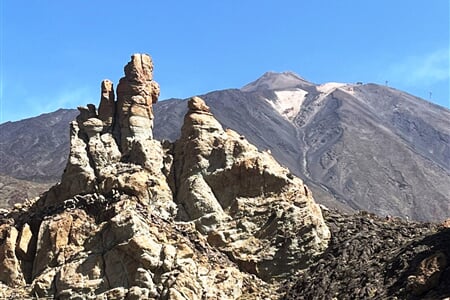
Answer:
[
  {"left": 0, "top": 54, "right": 331, "bottom": 299},
  {"left": 116, "top": 54, "right": 160, "bottom": 153}
]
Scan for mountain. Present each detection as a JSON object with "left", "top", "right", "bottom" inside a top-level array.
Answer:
[
  {"left": 240, "top": 71, "right": 315, "bottom": 92},
  {"left": 1, "top": 54, "right": 450, "bottom": 299},
  {"left": 1, "top": 73, "right": 449, "bottom": 222},
  {"left": 0, "top": 109, "right": 78, "bottom": 182},
  {"left": 153, "top": 73, "right": 450, "bottom": 222}
]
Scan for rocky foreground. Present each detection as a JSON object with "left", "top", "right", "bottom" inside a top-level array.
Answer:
[
  {"left": 284, "top": 210, "right": 450, "bottom": 299},
  {"left": 1, "top": 54, "right": 449, "bottom": 299}
]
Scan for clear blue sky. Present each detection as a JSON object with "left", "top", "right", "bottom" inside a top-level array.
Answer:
[{"left": 1, "top": 1, "right": 449, "bottom": 122}]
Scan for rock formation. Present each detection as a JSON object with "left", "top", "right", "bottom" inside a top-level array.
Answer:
[
  {"left": 98, "top": 79, "right": 115, "bottom": 129},
  {"left": 173, "top": 96, "right": 329, "bottom": 279},
  {"left": 0, "top": 54, "right": 330, "bottom": 299},
  {"left": 116, "top": 54, "right": 160, "bottom": 153}
]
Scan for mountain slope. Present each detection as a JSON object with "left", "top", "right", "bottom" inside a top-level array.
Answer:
[
  {"left": 0, "top": 109, "right": 78, "bottom": 182},
  {"left": 290, "top": 83, "right": 450, "bottom": 221},
  {"left": 152, "top": 75, "right": 450, "bottom": 221},
  {"left": 1, "top": 72, "right": 449, "bottom": 221},
  {"left": 0, "top": 175, "right": 52, "bottom": 208}
]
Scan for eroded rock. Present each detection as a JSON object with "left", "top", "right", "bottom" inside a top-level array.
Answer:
[
  {"left": 116, "top": 53, "right": 160, "bottom": 153},
  {"left": 98, "top": 79, "right": 115, "bottom": 130},
  {"left": 0, "top": 225, "right": 24, "bottom": 286},
  {"left": 173, "top": 97, "right": 330, "bottom": 279},
  {"left": 0, "top": 54, "right": 329, "bottom": 299}
]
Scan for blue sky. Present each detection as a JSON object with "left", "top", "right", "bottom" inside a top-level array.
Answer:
[{"left": 1, "top": 1, "right": 449, "bottom": 122}]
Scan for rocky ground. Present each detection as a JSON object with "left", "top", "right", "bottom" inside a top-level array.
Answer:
[
  {"left": 0, "top": 175, "right": 52, "bottom": 209},
  {"left": 3, "top": 205, "right": 449, "bottom": 299},
  {"left": 283, "top": 209, "right": 450, "bottom": 300}
]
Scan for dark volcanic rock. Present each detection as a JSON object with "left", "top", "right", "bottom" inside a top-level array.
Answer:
[{"left": 283, "top": 209, "right": 450, "bottom": 299}]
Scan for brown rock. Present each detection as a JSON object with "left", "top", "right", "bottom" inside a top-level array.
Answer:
[
  {"left": 33, "top": 212, "right": 74, "bottom": 278},
  {"left": 76, "top": 104, "right": 97, "bottom": 123},
  {"left": 27, "top": 199, "right": 264, "bottom": 298},
  {"left": 82, "top": 117, "right": 104, "bottom": 137},
  {"left": 98, "top": 79, "right": 115, "bottom": 129},
  {"left": 441, "top": 218, "right": 450, "bottom": 228},
  {"left": 16, "top": 223, "right": 34, "bottom": 261},
  {"left": 188, "top": 96, "right": 211, "bottom": 113},
  {"left": 173, "top": 97, "right": 330, "bottom": 280},
  {"left": 43, "top": 120, "right": 97, "bottom": 206},
  {"left": 116, "top": 54, "right": 160, "bottom": 152},
  {"left": 0, "top": 225, "right": 25, "bottom": 286},
  {"left": 407, "top": 251, "right": 448, "bottom": 296}
]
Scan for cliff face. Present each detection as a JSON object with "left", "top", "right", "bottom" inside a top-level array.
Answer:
[{"left": 0, "top": 54, "right": 330, "bottom": 299}]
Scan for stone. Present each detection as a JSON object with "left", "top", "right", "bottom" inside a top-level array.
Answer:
[
  {"left": 82, "top": 117, "right": 104, "bottom": 137},
  {"left": 32, "top": 211, "right": 74, "bottom": 278},
  {"left": 32, "top": 268, "right": 57, "bottom": 297},
  {"left": 126, "top": 286, "right": 151, "bottom": 300},
  {"left": 16, "top": 223, "right": 34, "bottom": 261},
  {"left": 77, "top": 104, "right": 97, "bottom": 123},
  {"left": 98, "top": 79, "right": 115, "bottom": 129},
  {"left": 27, "top": 200, "right": 257, "bottom": 298},
  {"left": 407, "top": 252, "right": 448, "bottom": 296},
  {"left": 173, "top": 97, "right": 330, "bottom": 279},
  {"left": 0, "top": 54, "right": 333, "bottom": 299},
  {"left": 0, "top": 225, "right": 24, "bottom": 286},
  {"left": 42, "top": 120, "right": 97, "bottom": 206},
  {"left": 116, "top": 54, "right": 160, "bottom": 153}
]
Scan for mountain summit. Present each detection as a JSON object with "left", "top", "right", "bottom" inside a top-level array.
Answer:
[
  {"left": 241, "top": 71, "right": 314, "bottom": 92},
  {"left": 1, "top": 66, "right": 449, "bottom": 222}
]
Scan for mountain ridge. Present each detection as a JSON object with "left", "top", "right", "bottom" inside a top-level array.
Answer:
[{"left": 1, "top": 71, "right": 449, "bottom": 222}]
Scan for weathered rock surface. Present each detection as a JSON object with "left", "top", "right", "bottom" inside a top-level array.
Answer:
[
  {"left": 0, "top": 54, "right": 329, "bottom": 299},
  {"left": 116, "top": 53, "right": 160, "bottom": 153},
  {"left": 283, "top": 210, "right": 450, "bottom": 299},
  {"left": 98, "top": 79, "right": 115, "bottom": 129},
  {"left": 1, "top": 195, "right": 278, "bottom": 299},
  {"left": 173, "top": 97, "right": 330, "bottom": 280}
]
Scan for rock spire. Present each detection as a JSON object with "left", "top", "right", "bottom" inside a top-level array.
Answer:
[
  {"left": 0, "top": 54, "right": 331, "bottom": 299},
  {"left": 116, "top": 53, "right": 160, "bottom": 153}
]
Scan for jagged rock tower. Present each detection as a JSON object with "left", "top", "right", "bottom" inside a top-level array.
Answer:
[{"left": 0, "top": 54, "right": 330, "bottom": 299}]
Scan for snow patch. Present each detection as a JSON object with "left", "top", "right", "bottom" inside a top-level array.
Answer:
[
  {"left": 268, "top": 89, "right": 308, "bottom": 121},
  {"left": 317, "top": 82, "right": 347, "bottom": 94}
]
